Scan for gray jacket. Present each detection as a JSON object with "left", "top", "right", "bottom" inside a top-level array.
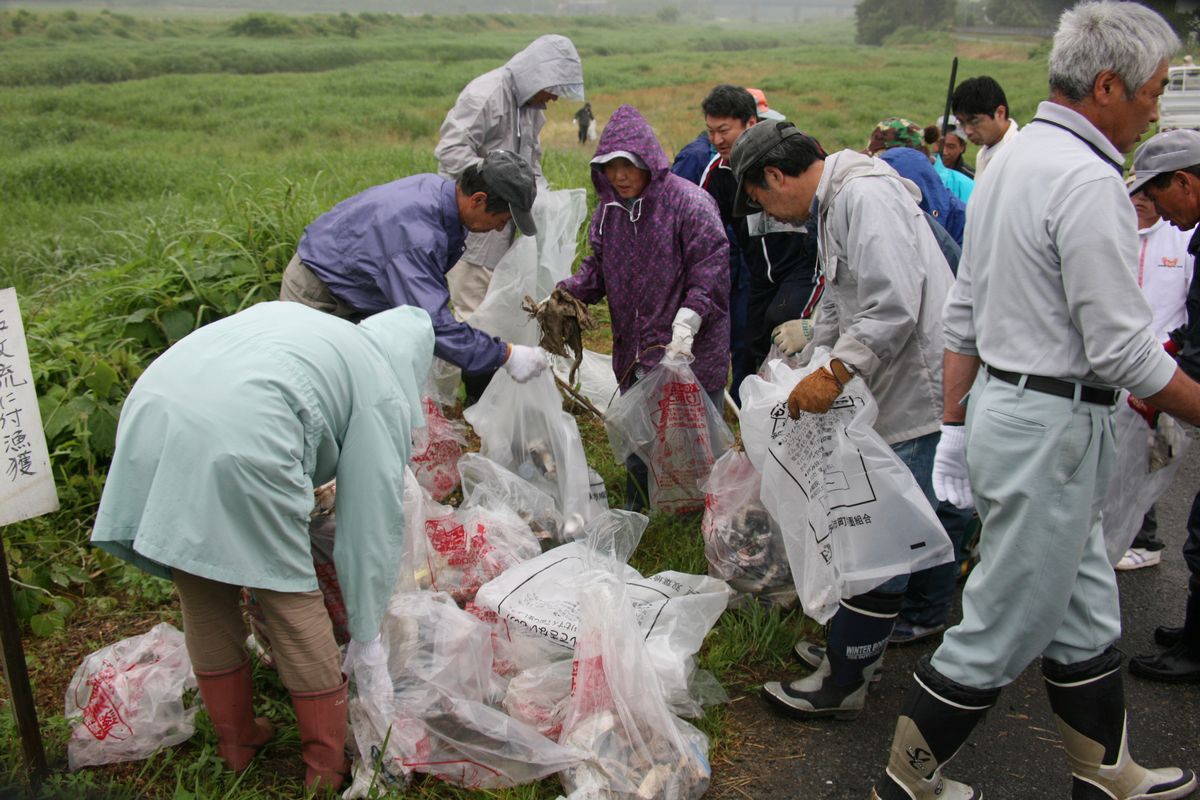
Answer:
[
  {"left": 435, "top": 35, "right": 583, "bottom": 269},
  {"left": 805, "top": 150, "right": 953, "bottom": 444}
]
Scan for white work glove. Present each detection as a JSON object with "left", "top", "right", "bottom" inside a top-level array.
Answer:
[
  {"left": 771, "top": 318, "right": 815, "bottom": 357},
  {"left": 932, "top": 424, "right": 973, "bottom": 509},
  {"left": 503, "top": 344, "right": 549, "bottom": 383},
  {"left": 666, "top": 307, "right": 701, "bottom": 362},
  {"left": 343, "top": 632, "right": 386, "bottom": 672}
]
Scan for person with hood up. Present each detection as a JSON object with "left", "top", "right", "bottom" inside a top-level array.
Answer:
[
  {"left": 555, "top": 104, "right": 730, "bottom": 512},
  {"left": 729, "top": 120, "right": 954, "bottom": 719},
  {"left": 436, "top": 34, "right": 584, "bottom": 325},
  {"left": 91, "top": 301, "right": 435, "bottom": 792}
]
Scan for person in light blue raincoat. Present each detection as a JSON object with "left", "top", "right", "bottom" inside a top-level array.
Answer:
[{"left": 91, "top": 301, "right": 433, "bottom": 792}]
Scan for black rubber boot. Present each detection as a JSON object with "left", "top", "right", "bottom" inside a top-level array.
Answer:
[
  {"left": 870, "top": 655, "right": 997, "bottom": 800},
  {"left": 1132, "top": 591, "right": 1200, "bottom": 683},
  {"left": 1043, "top": 648, "right": 1197, "bottom": 799},
  {"left": 762, "top": 589, "right": 900, "bottom": 719}
]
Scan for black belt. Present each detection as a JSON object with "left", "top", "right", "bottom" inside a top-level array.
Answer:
[{"left": 983, "top": 365, "right": 1117, "bottom": 406}]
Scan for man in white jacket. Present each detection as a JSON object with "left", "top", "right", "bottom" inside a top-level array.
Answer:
[
  {"left": 435, "top": 34, "right": 584, "bottom": 322},
  {"left": 730, "top": 120, "right": 954, "bottom": 720}
]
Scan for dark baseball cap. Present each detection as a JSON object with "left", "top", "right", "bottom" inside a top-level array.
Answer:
[
  {"left": 480, "top": 150, "right": 538, "bottom": 236},
  {"left": 1129, "top": 129, "right": 1200, "bottom": 195},
  {"left": 730, "top": 121, "right": 818, "bottom": 217}
]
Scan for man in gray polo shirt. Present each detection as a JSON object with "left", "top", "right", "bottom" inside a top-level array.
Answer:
[{"left": 870, "top": 4, "right": 1200, "bottom": 799}]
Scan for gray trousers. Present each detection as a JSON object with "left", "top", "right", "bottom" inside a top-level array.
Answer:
[
  {"left": 932, "top": 370, "right": 1119, "bottom": 689},
  {"left": 280, "top": 254, "right": 360, "bottom": 320}
]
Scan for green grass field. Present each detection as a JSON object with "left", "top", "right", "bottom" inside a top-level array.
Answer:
[{"left": 0, "top": 9, "right": 1054, "bottom": 798}]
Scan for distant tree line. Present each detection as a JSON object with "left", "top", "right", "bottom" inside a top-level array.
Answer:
[{"left": 855, "top": 0, "right": 1198, "bottom": 45}]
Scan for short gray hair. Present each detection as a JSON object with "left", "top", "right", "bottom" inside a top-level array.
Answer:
[{"left": 1049, "top": 1, "right": 1179, "bottom": 102}]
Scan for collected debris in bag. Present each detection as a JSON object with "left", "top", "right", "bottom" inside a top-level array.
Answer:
[
  {"left": 740, "top": 349, "right": 953, "bottom": 623},
  {"left": 459, "top": 452, "right": 565, "bottom": 543},
  {"left": 65, "top": 622, "right": 197, "bottom": 770},
  {"left": 557, "top": 573, "right": 711, "bottom": 800},
  {"left": 410, "top": 396, "right": 468, "bottom": 502},
  {"left": 525, "top": 288, "right": 598, "bottom": 386},
  {"left": 700, "top": 449, "right": 796, "bottom": 607},
  {"left": 420, "top": 492, "right": 542, "bottom": 604},
  {"left": 606, "top": 358, "right": 733, "bottom": 514},
  {"left": 474, "top": 510, "right": 731, "bottom": 718},
  {"left": 342, "top": 591, "right": 583, "bottom": 796},
  {"left": 465, "top": 369, "right": 593, "bottom": 534}
]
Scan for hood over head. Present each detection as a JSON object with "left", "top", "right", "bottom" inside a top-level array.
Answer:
[
  {"left": 589, "top": 104, "right": 670, "bottom": 201},
  {"left": 358, "top": 305, "right": 435, "bottom": 424},
  {"left": 506, "top": 35, "right": 584, "bottom": 106}
]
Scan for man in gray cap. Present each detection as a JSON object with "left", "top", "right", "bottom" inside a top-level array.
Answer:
[
  {"left": 865, "top": 3, "right": 1200, "bottom": 798},
  {"left": 1126, "top": 127, "right": 1200, "bottom": 684},
  {"left": 280, "top": 149, "right": 550, "bottom": 387},
  {"left": 729, "top": 119, "right": 954, "bottom": 720}
]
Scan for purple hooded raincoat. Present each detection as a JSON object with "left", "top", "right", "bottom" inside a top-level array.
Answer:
[{"left": 559, "top": 105, "right": 730, "bottom": 393}]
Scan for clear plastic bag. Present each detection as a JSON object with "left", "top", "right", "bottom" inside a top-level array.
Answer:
[
  {"left": 410, "top": 396, "right": 468, "bottom": 502},
  {"left": 605, "top": 357, "right": 733, "bottom": 514},
  {"left": 1102, "top": 393, "right": 1191, "bottom": 564},
  {"left": 420, "top": 493, "right": 542, "bottom": 605},
  {"left": 474, "top": 511, "right": 731, "bottom": 717},
  {"left": 465, "top": 368, "right": 592, "bottom": 532},
  {"left": 343, "top": 591, "right": 582, "bottom": 795},
  {"left": 65, "top": 622, "right": 197, "bottom": 770},
  {"left": 700, "top": 449, "right": 795, "bottom": 605},
  {"left": 502, "top": 659, "right": 574, "bottom": 740},
  {"left": 550, "top": 349, "right": 619, "bottom": 415},
  {"left": 557, "top": 573, "right": 711, "bottom": 800},
  {"left": 459, "top": 452, "right": 565, "bottom": 544},
  {"left": 739, "top": 349, "right": 953, "bottom": 623},
  {"left": 469, "top": 188, "right": 589, "bottom": 346},
  {"left": 426, "top": 357, "right": 462, "bottom": 411}
]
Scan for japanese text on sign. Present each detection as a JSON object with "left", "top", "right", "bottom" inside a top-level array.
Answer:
[{"left": 0, "top": 288, "right": 58, "bottom": 527}]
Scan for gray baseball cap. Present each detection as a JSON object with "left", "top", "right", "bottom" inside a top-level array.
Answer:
[
  {"left": 479, "top": 150, "right": 538, "bottom": 236},
  {"left": 1129, "top": 129, "right": 1200, "bottom": 195},
  {"left": 730, "top": 121, "right": 819, "bottom": 216}
]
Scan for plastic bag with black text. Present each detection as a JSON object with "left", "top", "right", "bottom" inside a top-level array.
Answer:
[
  {"left": 66, "top": 622, "right": 197, "bottom": 770},
  {"left": 739, "top": 349, "right": 952, "bottom": 623}
]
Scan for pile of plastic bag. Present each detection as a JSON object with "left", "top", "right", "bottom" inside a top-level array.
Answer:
[
  {"left": 410, "top": 396, "right": 468, "bottom": 502},
  {"left": 344, "top": 510, "right": 728, "bottom": 799}
]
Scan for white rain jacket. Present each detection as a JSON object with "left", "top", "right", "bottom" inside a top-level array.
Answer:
[
  {"left": 804, "top": 150, "right": 953, "bottom": 444},
  {"left": 435, "top": 34, "right": 583, "bottom": 270}
]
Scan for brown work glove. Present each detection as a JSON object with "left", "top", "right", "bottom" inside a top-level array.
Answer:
[{"left": 787, "top": 359, "right": 853, "bottom": 418}]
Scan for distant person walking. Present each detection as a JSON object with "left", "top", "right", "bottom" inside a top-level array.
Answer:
[{"left": 575, "top": 102, "right": 594, "bottom": 144}]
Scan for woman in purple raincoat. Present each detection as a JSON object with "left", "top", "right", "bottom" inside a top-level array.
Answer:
[{"left": 557, "top": 104, "right": 729, "bottom": 510}]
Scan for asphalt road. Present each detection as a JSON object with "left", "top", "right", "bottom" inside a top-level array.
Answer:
[{"left": 712, "top": 433, "right": 1200, "bottom": 800}]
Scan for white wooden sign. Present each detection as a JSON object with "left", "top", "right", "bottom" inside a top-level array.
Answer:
[{"left": 0, "top": 288, "right": 58, "bottom": 527}]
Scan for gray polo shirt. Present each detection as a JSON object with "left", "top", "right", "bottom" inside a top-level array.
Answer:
[{"left": 943, "top": 100, "right": 1176, "bottom": 399}]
